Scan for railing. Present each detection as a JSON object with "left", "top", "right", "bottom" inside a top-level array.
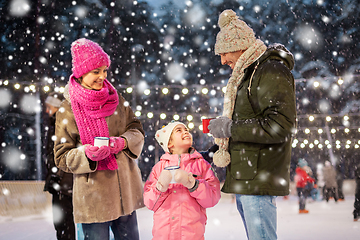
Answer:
[
  {"left": 0, "top": 181, "right": 51, "bottom": 218},
  {"left": 0, "top": 179, "right": 356, "bottom": 222}
]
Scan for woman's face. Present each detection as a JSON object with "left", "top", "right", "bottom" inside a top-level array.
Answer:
[{"left": 80, "top": 65, "right": 108, "bottom": 90}]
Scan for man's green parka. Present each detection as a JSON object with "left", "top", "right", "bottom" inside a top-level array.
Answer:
[{"left": 222, "top": 44, "right": 297, "bottom": 196}]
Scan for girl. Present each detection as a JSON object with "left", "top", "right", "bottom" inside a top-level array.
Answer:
[{"left": 144, "top": 121, "right": 221, "bottom": 240}]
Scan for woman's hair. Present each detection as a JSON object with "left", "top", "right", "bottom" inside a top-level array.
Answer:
[{"left": 73, "top": 76, "right": 82, "bottom": 84}]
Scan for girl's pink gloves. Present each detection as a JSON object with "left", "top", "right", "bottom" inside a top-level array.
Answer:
[
  {"left": 85, "top": 145, "right": 111, "bottom": 161},
  {"left": 156, "top": 170, "right": 172, "bottom": 192},
  {"left": 174, "top": 169, "right": 196, "bottom": 189},
  {"left": 109, "top": 137, "right": 126, "bottom": 154}
]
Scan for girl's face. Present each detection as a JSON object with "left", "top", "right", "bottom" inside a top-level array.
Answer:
[
  {"left": 80, "top": 65, "right": 108, "bottom": 90},
  {"left": 168, "top": 124, "right": 193, "bottom": 155}
]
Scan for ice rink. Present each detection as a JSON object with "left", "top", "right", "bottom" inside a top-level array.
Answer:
[{"left": 1, "top": 193, "right": 359, "bottom": 240}]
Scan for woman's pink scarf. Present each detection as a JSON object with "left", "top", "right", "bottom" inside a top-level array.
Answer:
[{"left": 68, "top": 75, "right": 119, "bottom": 170}]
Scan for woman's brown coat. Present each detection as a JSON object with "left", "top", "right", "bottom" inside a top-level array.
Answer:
[{"left": 54, "top": 87, "right": 145, "bottom": 224}]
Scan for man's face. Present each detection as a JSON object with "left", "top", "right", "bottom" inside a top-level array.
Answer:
[
  {"left": 45, "top": 103, "right": 59, "bottom": 117},
  {"left": 219, "top": 50, "right": 245, "bottom": 69}
]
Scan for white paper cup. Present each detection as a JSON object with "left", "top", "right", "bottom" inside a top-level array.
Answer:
[
  {"left": 94, "top": 137, "right": 109, "bottom": 147},
  {"left": 164, "top": 166, "right": 180, "bottom": 183}
]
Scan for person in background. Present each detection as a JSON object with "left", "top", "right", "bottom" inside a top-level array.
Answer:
[
  {"left": 336, "top": 162, "right": 345, "bottom": 201},
  {"left": 323, "top": 160, "right": 338, "bottom": 202},
  {"left": 316, "top": 163, "right": 325, "bottom": 201},
  {"left": 143, "top": 121, "right": 221, "bottom": 240},
  {"left": 302, "top": 160, "right": 318, "bottom": 201},
  {"left": 54, "top": 38, "right": 145, "bottom": 240},
  {"left": 353, "top": 159, "right": 360, "bottom": 221},
  {"left": 295, "top": 158, "right": 315, "bottom": 214},
  {"left": 43, "top": 91, "right": 75, "bottom": 240},
  {"left": 208, "top": 9, "right": 296, "bottom": 240}
]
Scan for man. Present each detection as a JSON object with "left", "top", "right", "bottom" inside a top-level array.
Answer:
[
  {"left": 208, "top": 9, "right": 296, "bottom": 240},
  {"left": 43, "top": 92, "right": 75, "bottom": 240}
]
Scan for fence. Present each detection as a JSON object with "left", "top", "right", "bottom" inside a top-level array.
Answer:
[
  {"left": 0, "top": 179, "right": 356, "bottom": 220},
  {"left": 0, "top": 181, "right": 51, "bottom": 219}
]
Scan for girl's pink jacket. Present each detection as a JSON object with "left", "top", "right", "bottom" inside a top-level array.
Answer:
[{"left": 143, "top": 149, "right": 221, "bottom": 240}]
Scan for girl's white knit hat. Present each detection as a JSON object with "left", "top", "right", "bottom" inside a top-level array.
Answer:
[
  {"left": 214, "top": 9, "right": 256, "bottom": 55},
  {"left": 155, "top": 121, "right": 186, "bottom": 153}
]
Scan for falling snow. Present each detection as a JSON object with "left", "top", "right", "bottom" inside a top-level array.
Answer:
[{"left": 0, "top": 0, "right": 359, "bottom": 217}]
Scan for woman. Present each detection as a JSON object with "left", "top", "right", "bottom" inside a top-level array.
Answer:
[{"left": 54, "top": 38, "right": 144, "bottom": 240}]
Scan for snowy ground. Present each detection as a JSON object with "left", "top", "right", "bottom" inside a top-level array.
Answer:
[{"left": 1, "top": 194, "right": 359, "bottom": 240}]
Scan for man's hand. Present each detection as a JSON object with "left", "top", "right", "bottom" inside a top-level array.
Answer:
[{"left": 208, "top": 116, "right": 232, "bottom": 138}]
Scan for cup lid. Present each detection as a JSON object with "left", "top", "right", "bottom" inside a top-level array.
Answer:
[
  {"left": 164, "top": 166, "right": 180, "bottom": 170},
  {"left": 94, "top": 137, "right": 109, "bottom": 140}
]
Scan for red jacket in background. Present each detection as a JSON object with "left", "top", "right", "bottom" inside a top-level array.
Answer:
[{"left": 295, "top": 167, "right": 315, "bottom": 188}]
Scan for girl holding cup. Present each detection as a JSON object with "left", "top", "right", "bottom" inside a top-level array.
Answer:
[
  {"left": 143, "top": 121, "right": 221, "bottom": 240},
  {"left": 54, "top": 38, "right": 144, "bottom": 240}
]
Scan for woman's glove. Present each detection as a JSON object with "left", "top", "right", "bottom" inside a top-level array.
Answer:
[
  {"left": 85, "top": 145, "right": 111, "bottom": 161},
  {"left": 174, "top": 169, "right": 196, "bottom": 189},
  {"left": 109, "top": 137, "right": 126, "bottom": 154},
  {"left": 208, "top": 116, "right": 232, "bottom": 138},
  {"left": 156, "top": 170, "right": 172, "bottom": 192}
]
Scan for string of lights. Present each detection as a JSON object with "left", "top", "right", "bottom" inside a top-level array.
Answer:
[{"left": 1, "top": 75, "right": 360, "bottom": 151}]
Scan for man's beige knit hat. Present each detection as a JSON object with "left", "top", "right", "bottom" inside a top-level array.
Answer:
[{"left": 214, "top": 9, "right": 256, "bottom": 55}]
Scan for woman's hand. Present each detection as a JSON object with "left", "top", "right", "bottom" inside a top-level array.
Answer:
[
  {"left": 109, "top": 137, "right": 126, "bottom": 154},
  {"left": 85, "top": 145, "right": 111, "bottom": 161}
]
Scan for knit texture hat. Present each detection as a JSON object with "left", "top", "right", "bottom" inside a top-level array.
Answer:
[
  {"left": 215, "top": 9, "right": 256, "bottom": 55},
  {"left": 45, "top": 92, "right": 63, "bottom": 108},
  {"left": 298, "top": 158, "right": 308, "bottom": 168},
  {"left": 71, "top": 38, "right": 111, "bottom": 78},
  {"left": 325, "top": 161, "right": 331, "bottom": 167},
  {"left": 155, "top": 121, "right": 187, "bottom": 153}
]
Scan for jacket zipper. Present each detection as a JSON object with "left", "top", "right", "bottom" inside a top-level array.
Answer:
[{"left": 247, "top": 61, "right": 260, "bottom": 95}]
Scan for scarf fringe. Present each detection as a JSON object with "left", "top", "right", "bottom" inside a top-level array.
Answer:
[
  {"left": 213, "top": 138, "right": 231, "bottom": 167},
  {"left": 213, "top": 149, "right": 231, "bottom": 168}
]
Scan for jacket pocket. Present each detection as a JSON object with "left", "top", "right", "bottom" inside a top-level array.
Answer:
[{"left": 230, "top": 149, "right": 259, "bottom": 180}]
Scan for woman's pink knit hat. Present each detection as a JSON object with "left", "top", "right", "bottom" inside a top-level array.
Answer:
[{"left": 71, "top": 38, "right": 111, "bottom": 78}]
